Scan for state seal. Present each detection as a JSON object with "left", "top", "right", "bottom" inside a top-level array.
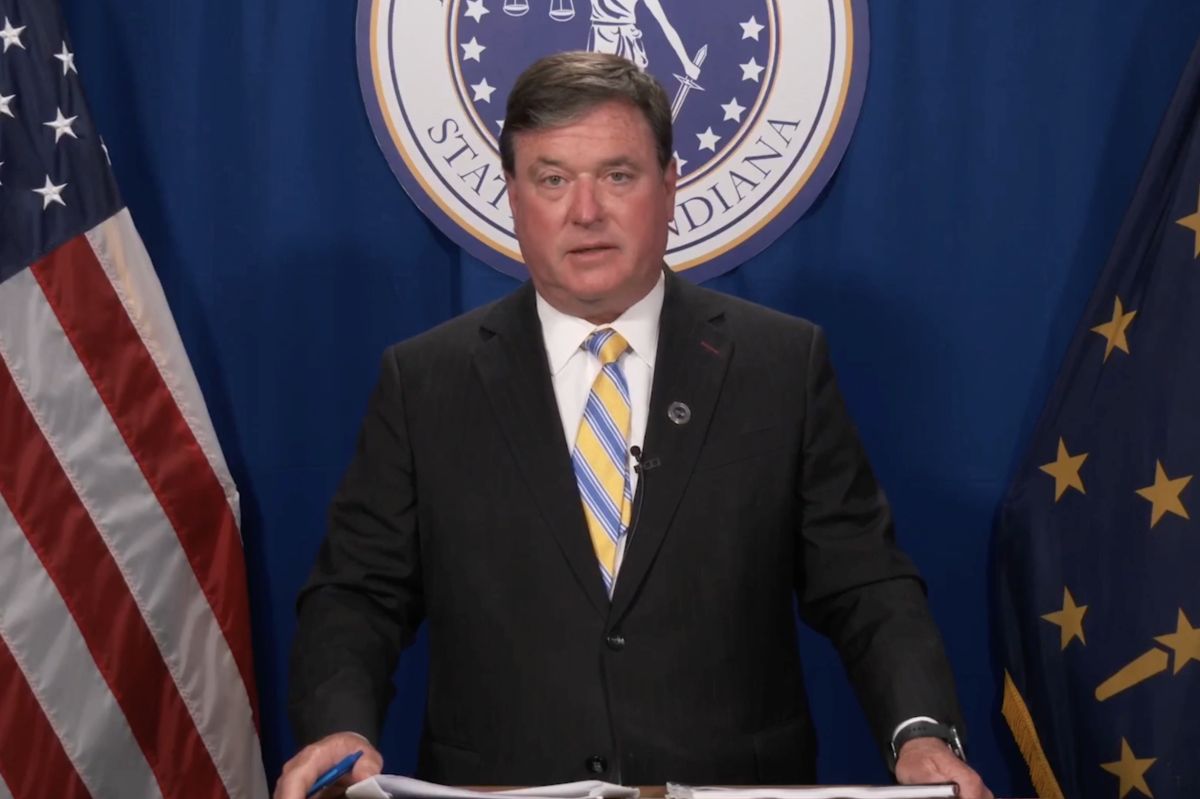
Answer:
[{"left": 357, "top": 0, "right": 869, "bottom": 279}]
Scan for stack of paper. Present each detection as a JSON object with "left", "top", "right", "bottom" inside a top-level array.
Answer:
[
  {"left": 345, "top": 776, "right": 958, "bottom": 799},
  {"left": 665, "top": 784, "right": 957, "bottom": 799},
  {"left": 346, "top": 776, "right": 640, "bottom": 799}
]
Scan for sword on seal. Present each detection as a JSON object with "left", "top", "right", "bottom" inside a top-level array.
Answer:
[{"left": 670, "top": 44, "right": 707, "bottom": 122}]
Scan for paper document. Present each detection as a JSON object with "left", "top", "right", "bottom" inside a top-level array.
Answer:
[
  {"left": 665, "top": 784, "right": 957, "bottom": 799},
  {"left": 346, "top": 776, "right": 640, "bottom": 799}
]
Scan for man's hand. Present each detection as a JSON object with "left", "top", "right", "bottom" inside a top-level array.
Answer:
[
  {"left": 274, "top": 732, "right": 383, "bottom": 799},
  {"left": 895, "top": 736, "right": 993, "bottom": 799}
]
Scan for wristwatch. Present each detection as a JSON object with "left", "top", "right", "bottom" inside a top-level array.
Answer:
[{"left": 890, "top": 719, "right": 966, "bottom": 763}]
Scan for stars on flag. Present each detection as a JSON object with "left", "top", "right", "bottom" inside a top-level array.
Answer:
[
  {"left": 1154, "top": 609, "right": 1200, "bottom": 674},
  {"left": 0, "top": 14, "right": 96, "bottom": 217},
  {"left": 1176, "top": 185, "right": 1200, "bottom": 258},
  {"left": 1039, "top": 437, "right": 1087, "bottom": 501},
  {"left": 1090, "top": 295, "right": 1137, "bottom": 361},
  {"left": 44, "top": 107, "right": 79, "bottom": 143},
  {"left": 54, "top": 41, "right": 77, "bottom": 75},
  {"left": 1100, "top": 738, "right": 1155, "bottom": 799},
  {"left": 33, "top": 175, "right": 68, "bottom": 209},
  {"left": 1041, "top": 587, "right": 1087, "bottom": 650},
  {"left": 1134, "top": 460, "right": 1191, "bottom": 528},
  {"left": 1096, "top": 608, "right": 1200, "bottom": 702},
  {"left": 1, "top": 16, "right": 26, "bottom": 52},
  {"left": 1096, "top": 608, "right": 1200, "bottom": 703},
  {"left": 1039, "top": 442, "right": 1193, "bottom": 527}
]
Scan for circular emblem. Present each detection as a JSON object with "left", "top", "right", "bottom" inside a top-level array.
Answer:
[{"left": 357, "top": 0, "right": 869, "bottom": 280}]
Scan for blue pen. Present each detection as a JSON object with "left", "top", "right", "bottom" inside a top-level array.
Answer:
[{"left": 306, "top": 750, "right": 364, "bottom": 798}]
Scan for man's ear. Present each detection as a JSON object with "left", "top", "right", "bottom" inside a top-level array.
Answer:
[
  {"left": 505, "top": 172, "right": 518, "bottom": 219},
  {"left": 663, "top": 158, "right": 678, "bottom": 214}
]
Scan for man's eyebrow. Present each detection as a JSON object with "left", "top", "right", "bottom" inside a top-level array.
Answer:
[
  {"left": 526, "top": 156, "right": 642, "bottom": 172},
  {"left": 599, "top": 156, "right": 639, "bottom": 169}
]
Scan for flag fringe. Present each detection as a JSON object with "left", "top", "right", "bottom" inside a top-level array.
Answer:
[{"left": 1002, "top": 671, "right": 1066, "bottom": 799}]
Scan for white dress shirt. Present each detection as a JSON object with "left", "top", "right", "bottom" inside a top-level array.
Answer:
[{"left": 535, "top": 272, "right": 665, "bottom": 581}]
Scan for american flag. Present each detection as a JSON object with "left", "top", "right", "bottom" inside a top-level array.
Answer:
[{"left": 0, "top": 1, "right": 267, "bottom": 797}]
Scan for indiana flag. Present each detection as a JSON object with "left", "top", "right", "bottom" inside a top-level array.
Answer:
[
  {"left": 0, "top": 1, "right": 267, "bottom": 797},
  {"left": 995, "top": 36, "right": 1200, "bottom": 799}
]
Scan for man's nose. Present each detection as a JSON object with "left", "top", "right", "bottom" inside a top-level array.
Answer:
[{"left": 569, "top": 176, "right": 603, "bottom": 225}]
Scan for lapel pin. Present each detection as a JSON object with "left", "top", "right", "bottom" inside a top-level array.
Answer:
[
  {"left": 699, "top": 339, "right": 721, "bottom": 356},
  {"left": 667, "top": 401, "right": 691, "bottom": 425}
]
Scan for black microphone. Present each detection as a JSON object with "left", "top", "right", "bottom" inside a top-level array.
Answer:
[
  {"left": 626, "top": 445, "right": 656, "bottom": 545},
  {"left": 630, "top": 445, "right": 661, "bottom": 473}
]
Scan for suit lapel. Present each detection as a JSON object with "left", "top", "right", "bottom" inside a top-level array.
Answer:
[
  {"left": 610, "top": 272, "right": 732, "bottom": 622},
  {"left": 472, "top": 284, "right": 611, "bottom": 617}
]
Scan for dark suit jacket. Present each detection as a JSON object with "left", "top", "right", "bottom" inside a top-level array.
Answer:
[{"left": 289, "top": 271, "right": 962, "bottom": 785}]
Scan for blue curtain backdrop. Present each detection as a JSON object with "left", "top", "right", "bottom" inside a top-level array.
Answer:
[{"left": 56, "top": 2, "right": 1200, "bottom": 795}]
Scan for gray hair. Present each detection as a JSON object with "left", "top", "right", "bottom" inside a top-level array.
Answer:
[{"left": 499, "top": 51, "right": 673, "bottom": 175}]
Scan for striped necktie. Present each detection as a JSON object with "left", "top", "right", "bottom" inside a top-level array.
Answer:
[{"left": 572, "top": 328, "right": 632, "bottom": 596}]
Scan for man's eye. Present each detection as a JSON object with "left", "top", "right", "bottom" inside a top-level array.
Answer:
[
  {"left": 609, "top": 172, "right": 631, "bottom": 183},
  {"left": 542, "top": 175, "right": 565, "bottom": 187}
]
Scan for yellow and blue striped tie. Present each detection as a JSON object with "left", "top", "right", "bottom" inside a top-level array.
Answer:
[{"left": 573, "top": 328, "right": 632, "bottom": 596}]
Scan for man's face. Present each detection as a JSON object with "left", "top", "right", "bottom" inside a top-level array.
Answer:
[{"left": 507, "top": 101, "right": 677, "bottom": 323}]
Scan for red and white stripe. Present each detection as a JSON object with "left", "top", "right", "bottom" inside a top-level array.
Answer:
[{"left": 0, "top": 210, "right": 267, "bottom": 799}]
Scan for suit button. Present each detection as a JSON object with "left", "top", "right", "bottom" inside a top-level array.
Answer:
[
  {"left": 585, "top": 755, "right": 608, "bottom": 774},
  {"left": 605, "top": 632, "right": 626, "bottom": 651}
]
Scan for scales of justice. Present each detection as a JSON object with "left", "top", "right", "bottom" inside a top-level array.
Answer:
[
  {"left": 503, "top": 0, "right": 576, "bottom": 21},
  {"left": 496, "top": 0, "right": 709, "bottom": 122}
]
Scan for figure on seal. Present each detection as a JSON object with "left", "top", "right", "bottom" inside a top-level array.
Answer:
[{"left": 587, "top": 0, "right": 701, "bottom": 81}]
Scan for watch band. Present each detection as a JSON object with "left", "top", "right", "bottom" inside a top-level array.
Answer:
[{"left": 890, "top": 719, "right": 966, "bottom": 762}]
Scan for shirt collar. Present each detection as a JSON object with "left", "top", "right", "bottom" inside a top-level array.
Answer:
[{"left": 536, "top": 271, "right": 665, "bottom": 376}]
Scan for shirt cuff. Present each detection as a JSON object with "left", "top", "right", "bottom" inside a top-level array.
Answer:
[{"left": 890, "top": 715, "right": 940, "bottom": 747}]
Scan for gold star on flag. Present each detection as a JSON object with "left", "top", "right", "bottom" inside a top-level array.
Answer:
[
  {"left": 1154, "top": 609, "right": 1200, "bottom": 674},
  {"left": 1039, "top": 438, "right": 1087, "bottom": 501},
  {"left": 1041, "top": 587, "right": 1087, "bottom": 650},
  {"left": 1177, "top": 186, "right": 1200, "bottom": 258},
  {"left": 1100, "top": 738, "right": 1156, "bottom": 799},
  {"left": 1135, "top": 460, "right": 1192, "bottom": 528},
  {"left": 1090, "top": 296, "right": 1137, "bottom": 361}
]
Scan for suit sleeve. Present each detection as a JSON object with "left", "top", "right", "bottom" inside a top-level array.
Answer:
[
  {"left": 288, "top": 346, "right": 425, "bottom": 746},
  {"left": 793, "top": 326, "right": 964, "bottom": 764}
]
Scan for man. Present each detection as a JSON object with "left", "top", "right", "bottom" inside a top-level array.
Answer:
[{"left": 277, "top": 52, "right": 991, "bottom": 799}]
